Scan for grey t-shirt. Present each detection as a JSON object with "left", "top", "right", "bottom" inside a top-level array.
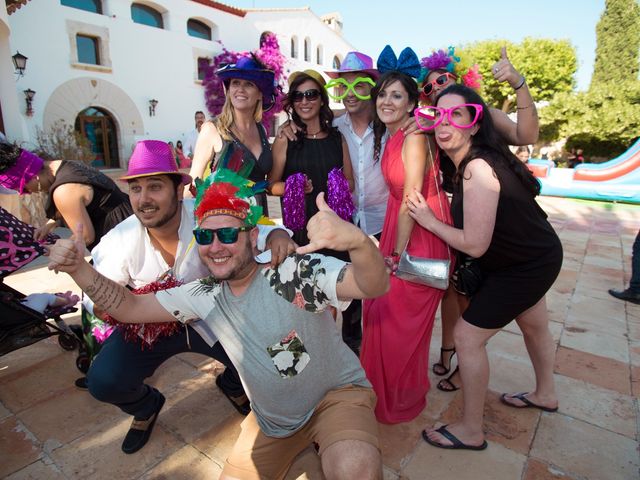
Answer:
[{"left": 156, "top": 253, "right": 371, "bottom": 437}]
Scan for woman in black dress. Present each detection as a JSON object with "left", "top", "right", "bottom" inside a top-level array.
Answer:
[
  {"left": 268, "top": 69, "right": 354, "bottom": 249},
  {"left": 407, "top": 84, "right": 562, "bottom": 451},
  {"left": 0, "top": 143, "right": 132, "bottom": 250}
]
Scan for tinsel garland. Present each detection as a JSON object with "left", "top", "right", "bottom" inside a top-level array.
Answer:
[
  {"left": 327, "top": 168, "right": 355, "bottom": 222},
  {"left": 282, "top": 173, "right": 306, "bottom": 231},
  {"left": 103, "top": 276, "right": 183, "bottom": 350}
]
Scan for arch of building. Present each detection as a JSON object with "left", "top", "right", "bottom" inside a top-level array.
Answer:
[{"left": 43, "top": 77, "right": 144, "bottom": 168}]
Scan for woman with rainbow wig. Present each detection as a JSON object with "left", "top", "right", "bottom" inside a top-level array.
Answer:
[
  {"left": 419, "top": 46, "right": 538, "bottom": 147},
  {"left": 418, "top": 47, "right": 539, "bottom": 391}
]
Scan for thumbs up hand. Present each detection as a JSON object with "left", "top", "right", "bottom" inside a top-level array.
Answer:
[
  {"left": 296, "top": 192, "right": 367, "bottom": 255},
  {"left": 47, "top": 223, "right": 88, "bottom": 274},
  {"left": 491, "top": 46, "right": 523, "bottom": 89}
]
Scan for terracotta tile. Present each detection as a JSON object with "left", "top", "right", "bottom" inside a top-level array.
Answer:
[
  {"left": 554, "top": 346, "right": 631, "bottom": 395},
  {"left": 18, "top": 387, "right": 121, "bottom": 445},
  {"left": 284, "top": 447, "right": 324, "bottom": 480},
  {"left": 0, "top": 401, "right": 10, "bottom": 420},
  {"left": 486, "top": 354, "right": 537, "bottom": 396},
  {"left": 0, "top": 417, "right": 42, "bottom": 477},
  {"left": 192, "top": 413, "right": 243, "bottom": 466},
  {"left": 378, "top": 407, "right": 433, "bottom": 471},
  {"left": 0, "top": 351, "right": 80, "bottom": 413},
  {"left": 560, "top": 328, "right": 629, "bottom": 364},
  {"left": 0, "top": 337, "right": 65, "bottom": 382},
  {"left": 139, "top": 444, "right": 223, "bottom": 480},
  {"left": 4, "top": 458, "right": 67, "bottom": 480},
  {"left": 402, "top": 438, "right": 526, "bottom": 480},
  {"left": 531, "top": 414, "right": 639, "bottom": 480},
  {"left": 436, "top": 390, "right": 538, "bottom": 455},
  {"left": 174, "top": 351, "right": 220, "bottom": 370},
  {"left": 522, "top": 458, "right": 572, "bottom": 480},
  {"left": 145, "top": 355, "right": 203, "bottom": 393},
  {"left": 552, "top": 269, "right": 578, "bottom": 295},
  {"left": 581, "top": 256, "right": 622, "bottom": 270},
  {"left": 159, "top": 373, "right": 237, "bottom": 444},
  {"left": 50, "top": 419, "right": 184, "bottom": 479},
  {"left": 554, "top": 375, "right": 636, "bottom": 438}
]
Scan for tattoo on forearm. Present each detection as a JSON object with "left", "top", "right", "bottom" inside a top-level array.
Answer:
[
  {"left": 84, "top": 271, "right": 126, "bottom": 313},
  {"left": 336, "top": 265, "right": 347, "bottom": 284}
]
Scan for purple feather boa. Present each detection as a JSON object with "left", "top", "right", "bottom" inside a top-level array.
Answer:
[
  {"left": 327, "top": 168, "right": 355, "bottom": 222},
  {"left": 282, "top": 173, "right": 306, "bottom": 230}
]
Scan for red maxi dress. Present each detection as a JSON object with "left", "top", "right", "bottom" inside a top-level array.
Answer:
[{"left": 361, "top": 130, "right": 453, "bottom": 424}]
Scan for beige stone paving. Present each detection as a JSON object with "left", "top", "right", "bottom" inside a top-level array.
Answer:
[{"left": 1, "top": 196, "right": 639, "bottom": 479}]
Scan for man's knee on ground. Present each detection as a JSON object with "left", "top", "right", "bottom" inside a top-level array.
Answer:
[{"left": 321, "top": 440, "right": 381, "bottom": 480}]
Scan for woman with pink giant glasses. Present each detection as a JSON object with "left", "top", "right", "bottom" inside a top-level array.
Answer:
[{"left": 408, "top": 84, "right": 561, "bottom": 451}]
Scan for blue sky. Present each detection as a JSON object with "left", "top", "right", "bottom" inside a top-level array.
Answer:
[{"left": 232, "top": 0, "right": 605, "bottom": 91}]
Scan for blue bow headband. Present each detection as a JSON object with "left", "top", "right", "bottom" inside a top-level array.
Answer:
[{"left": 376, "top": 45, "right": 421, "bottom": 79}]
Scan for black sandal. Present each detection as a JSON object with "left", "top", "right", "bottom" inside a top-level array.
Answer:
[
  {"left": 437, "top": 366, "right": 460, "bottom": 392},
  {"left": 432, "top": 347, "right": 456, "bottom": 376}
]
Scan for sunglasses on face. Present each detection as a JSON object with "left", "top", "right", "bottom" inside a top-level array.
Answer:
[
  {"left": 422, "top": 72, "right": 457, "bottom": 97},
  {"left": 292, "top": 89, "right": 321, "bottom": 103},
  {"left": 325, "top": 77, "right": 376, "bottom": 101},
  {"left": 413, "top": 104, "right": 484, "bottom": 131},
  {"left": 193, "top": 226, "right": 253, "bottom": 245}
]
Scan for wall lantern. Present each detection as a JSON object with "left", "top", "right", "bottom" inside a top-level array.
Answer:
[
  {"left": 12, "top": 51, "right": 28, "bottom": 77},
  {"left": 24, "top": 89, "right": 35, "bottom": 116},
  {"left": 148, "top": 99, "right": 158, "bottom": 117}
]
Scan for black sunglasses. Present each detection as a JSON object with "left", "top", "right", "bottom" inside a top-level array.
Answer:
[
  {"left": 193, "top": 226, "right": 253, "bottom": 245},
  {"left": 292, "top": 89, "right": 321, "bottom": 103}
]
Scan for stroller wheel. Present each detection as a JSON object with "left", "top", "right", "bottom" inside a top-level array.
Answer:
[
  {"left": 58, "top": 333, "right": 78, "bottom": 351},
  {"left": 76, "top": 354, "right": 91, "bottom": 374}
]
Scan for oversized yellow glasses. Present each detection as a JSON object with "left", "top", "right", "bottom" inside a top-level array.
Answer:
[{"left": 325, "top": 77, "right": 376, "bottom": 101}]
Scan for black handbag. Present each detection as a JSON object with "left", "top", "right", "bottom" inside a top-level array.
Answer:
[{"left": 452, "top": 254, "right": 483, "bottom": 297}]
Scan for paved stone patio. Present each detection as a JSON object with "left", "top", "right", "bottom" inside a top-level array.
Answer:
[{"left": 1, "top": 195, "right": 639, "bottom": 479}]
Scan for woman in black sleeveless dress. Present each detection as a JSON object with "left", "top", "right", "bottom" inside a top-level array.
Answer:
[
  {"left": 407, "top": 84, "right": 562, "bottom": 451},
  {"left": 0, "top": 143, "right": 132, "bottom": 250}
]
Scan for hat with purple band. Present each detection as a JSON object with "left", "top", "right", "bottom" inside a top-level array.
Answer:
[
  {"left": 120, "top": 140, "right": 192, "bottom": 185},
  {"left": 325, "top": 51, "right": 379, "bottom": 80},
  {"left": 0, "top": 148, "right": 44, "bottom": 194},
  {"left": 216, "top": 55, "right": 276, "bottom": 111}
]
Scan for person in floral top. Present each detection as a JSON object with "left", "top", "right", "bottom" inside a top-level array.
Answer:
[{"left": 48, "top": 168, "right": 389, "bottom": 479}]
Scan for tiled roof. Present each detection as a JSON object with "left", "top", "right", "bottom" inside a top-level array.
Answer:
[
  {"left": 189, "top": 0, "right": 246, "bottom": 17},
  {"left": 6, "top": 0, "right": 31, "bottom": 15}
]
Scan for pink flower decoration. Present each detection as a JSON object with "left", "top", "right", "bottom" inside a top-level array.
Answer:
[
  {"left": 462, "top": 65, "right": 483, "bottom": 90},
  {"left": 92, "top": 325, "right": 114, "bottom": 343}
]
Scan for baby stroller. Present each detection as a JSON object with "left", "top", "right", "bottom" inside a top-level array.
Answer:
[{"left": 0, "top": 207, "right": 78, "bottom": 357}]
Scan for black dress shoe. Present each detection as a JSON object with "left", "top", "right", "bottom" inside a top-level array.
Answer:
[
  {"left": 216, "top": 375, "right": 251, "bottom": 415},
  {"left": 74, "top": 377, "right": 88, "bottom": 390},
  {"left": 121, "top": 389, "right": 165, "bottom": 454},
  {"left": 608, "top": 288, "right": 640, "bottom": 305}
]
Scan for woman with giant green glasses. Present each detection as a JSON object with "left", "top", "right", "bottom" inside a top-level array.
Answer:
[{"left": 409, "top": 84, "right": 561, "bottom": 451}]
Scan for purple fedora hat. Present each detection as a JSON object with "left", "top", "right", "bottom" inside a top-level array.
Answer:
[
  {"left": 120, "top": 140, "right": 191, "bottom": 185},
  {"left": 217, "top": 56, "right": 276, "bottom": 110},
  {"left": 325, "top": 51, "right": 379, "bottom": 79}
]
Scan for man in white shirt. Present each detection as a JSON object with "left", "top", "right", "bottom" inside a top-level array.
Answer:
[
  {"left": 49, "top": 170, "right": 389, "bottom": 479},
  {"left": 183, "top": 110, "right": 206, "bottom": 158},
  {"left": 83, "top": 140, "right": 294, "bottom": 454}
]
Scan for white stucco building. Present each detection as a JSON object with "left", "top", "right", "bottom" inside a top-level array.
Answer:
[{"left": 1, "top": 0, "right": 354, "bottom": 168}]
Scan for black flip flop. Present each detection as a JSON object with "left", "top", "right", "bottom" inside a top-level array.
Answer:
[
  {"left": 422, "top": 425, "right": 488, "bottom": 451},
  {"left": 500, "top": 392, "right": 559, "bottom": 413}
]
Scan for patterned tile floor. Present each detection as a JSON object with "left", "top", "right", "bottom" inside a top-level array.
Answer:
[{"left": 1, "top": 195, "right": 639, "bottom": 479}]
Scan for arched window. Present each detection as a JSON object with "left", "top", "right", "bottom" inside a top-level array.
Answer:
[
  {"left": 290, "top": 36, "right": 298, "bottom": 58},
  {"left": 332, "top": 55, "right": 341, "bottom": 70},
  {"left": 131, "top": 3, "right": 164, "bottom": 29},
  {"left": 316, "top": 45, "right": 323, "bottom": 65},
  {"left": 304, "top": 37, "right": 311, "bottom": 62},
  {"left": 75, "top": 107, "right": 119, "bottom": 168},
  {"left": 61, "top": 0, "right": 102, "bottom": 14},
  {"left": 187, "top": 19, "right": 211, "bottom": 40}
]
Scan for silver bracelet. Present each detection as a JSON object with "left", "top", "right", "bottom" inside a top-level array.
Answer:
[{"left": 514, "top": 76, "right": 526, "bottom": 90}]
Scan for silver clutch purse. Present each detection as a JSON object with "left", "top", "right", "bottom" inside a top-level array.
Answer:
[{"left": 395, "top": 251, "right": 450, "bottom": 290}]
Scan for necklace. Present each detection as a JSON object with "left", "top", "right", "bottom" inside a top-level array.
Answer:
[{"left": 306, "top": 129, "right": 321, "bottom": 139}]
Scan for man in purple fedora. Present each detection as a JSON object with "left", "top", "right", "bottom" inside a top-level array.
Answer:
[{"left": 83, "top": 140, "right": 295, "bottom": 454}]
